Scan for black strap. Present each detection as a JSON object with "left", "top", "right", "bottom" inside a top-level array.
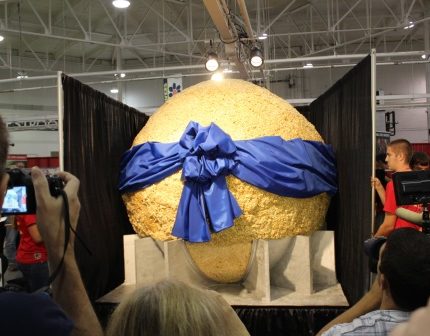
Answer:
[{"left": 34, "top": 190, "right": 91, "bottom": 294}]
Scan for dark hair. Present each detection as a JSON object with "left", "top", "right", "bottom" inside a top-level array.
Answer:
[
  {"left": 388, "top": 139, "right": 412, "bottom": 162},
  {"left": 379, "top": 228, "right": 430, "bottom": 311},
  {"left": 376, "top": 153, "right": 386, "bottom": 163},
  {"left": 410, "top": 151, "right": 429, "bottom": 169},
  {"left": 0, "top": 115, "right": 9, "bottom": 175}
]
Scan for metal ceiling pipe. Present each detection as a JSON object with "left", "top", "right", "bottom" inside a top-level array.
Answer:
[
  {"left": 202, "top": 0, "right": 248, "bottom": 78},
  {"left": 0, "top": 51, "right": 428, "bottom": 85},
  {"left": 235, "top": 0, "right": 256, "bottom": 42}
]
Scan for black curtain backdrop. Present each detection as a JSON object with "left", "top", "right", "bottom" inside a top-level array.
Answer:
[
  {"left": 62, "top": 74, "right": 149, "bottom": 300},
  {"left": 94, "top": 302, "right": 347, "bottom": 336},
  {"left": 309, "top": 56, "right": 373, "bottom": 305}
]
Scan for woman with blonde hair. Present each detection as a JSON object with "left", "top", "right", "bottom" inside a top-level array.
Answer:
[{"left": 106, "top": 279, "right": 249, "bottom": 336}]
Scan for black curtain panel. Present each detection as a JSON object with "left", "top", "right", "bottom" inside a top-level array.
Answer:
[
  {"left": 62, "top": 74, "right": 149, "bottom": 300},
  {"left": 94, "top": 302, "right": 347, "bottom": 336},
  {"left": 309, "top": 55, "right": 373, "bottom": 305}
]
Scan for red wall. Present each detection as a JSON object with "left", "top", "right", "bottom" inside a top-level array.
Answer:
[
  {"left": 412, "top": 143, "right": 430, "bottom": 156},
  {"left": 27, "top": 157, "right": 59, "bottom": 168}
]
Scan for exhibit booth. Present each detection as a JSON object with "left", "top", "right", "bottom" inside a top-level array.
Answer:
[{"left": 1, "top": 51, "right": 376, "bottom": 335}]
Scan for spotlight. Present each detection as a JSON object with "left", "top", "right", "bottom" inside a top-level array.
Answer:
[
  {"left": 120, "top": 73, "right": 126, "bottom": 78},
  {"left": 112, "top": 0, "right": 130, "bottom": 8},
  {"left": 16, "top": 71, "right": 28, "bottom": 79},
  {"left": 110, "top": 88, "right": 119, "bottom": 93},
  {"left": 211, "top": 72, "right": 224, "bottom": 81},
  {"left": 0, "top": 35, "right": 4, "bottom": 42},
  {"left": 403, "top": 21, "right": 415, "bottom": 29},
  {"left": 421, "top": 54, "right": 428, "bottom": 60},
  {"left": 258, "top": 33, "right": 268, "bottom": 40},
  {"left": 303, "top": 63, "right": 314, "bottom": 69},
  {"left": 250, "top": 46, "right": 264, "bottom": 68},
  {"left": 205, "top": 52, "right": 219, "bottom": 72}
]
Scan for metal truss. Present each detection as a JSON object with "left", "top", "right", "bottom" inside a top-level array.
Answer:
[{"left": 0, "top": 0, "right": 428, "bottom": 78}]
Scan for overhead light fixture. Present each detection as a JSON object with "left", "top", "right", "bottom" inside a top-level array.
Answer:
[
  {"left": 303, "top": 63, "right": 314, "bottom": 69},
  {"left": 250, "top": 45, "right": 264, "bottom": 68},
  {"left": 258, "top": 33, "right": 268, "bottom": 40},
  {"left": 421, "top": 54, "right": 428, "bottom": 60},
  {"left": 110, "top": 88, "right": 119, "bottom": 93},
  {"left": 0, "top": 35, "right": 4, "bottom": 42},
  {"left": 16, "top": 71, "right": 28, "bottom": 79},
  {"left": 112, "top": 0, "right": 130, "bottom": 8},
  {"left": 211, "top": 72, "right": 224, "bottom": 81},
  {"left": 205, "top": 51, "right": 219, "bottom": 72},
  {"left": 403, "top": 21, "right": 415, "bottom": 29},
  {"left": 114, "top": 73, "right": 126, "bottom": 78}
]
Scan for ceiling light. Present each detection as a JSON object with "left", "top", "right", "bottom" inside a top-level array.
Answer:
[
  {"left": 421, "top": 54, "right": 428, "bottom": 60},
  {"left": 258, "top": 33, "right": 268, "bottom": 40},
  {"left": 120, "top": 73, "right": 126, "bottom": 78},
  {"left": 205, "top": 52, "right": 219, "bottom": 72},
  {"left": 250, "top": 46, "right": 264, "bottom": 68},
  {"left": 112, "top": 0, "right": 130, "bottom": 8},
  {"left": 16, "top": 71, "right": 28, "bottom": 79},
  {"left": 403, "top": 21, "right": 415, "bottom": 29},
  {"left": 211, "top": 72, "right": 224, "bottom": 81},
  {"left": 0, "top": 35, "right": 4, "bottom": 42},
  {"left": 303, "top": 63, "right": 314, "bottom": 69},
  {"left": 110, "top": 88, "right": 119, "bottom": 93}
]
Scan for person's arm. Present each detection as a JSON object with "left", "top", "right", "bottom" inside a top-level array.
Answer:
[
  {"left": 374, "top": 213, "right": 396, "bottom": 237},
  {"left": 371, "top": 177, "right": 386, "bottom": 205},
  {"left": 31, "top": 167, "right": 103, "bottom": 336},
  {"left": 316, "top": 279, "right": 382, "bottom": 336},
  {"left": 27, "top": 223, "right": 43, "bottom": 244}
]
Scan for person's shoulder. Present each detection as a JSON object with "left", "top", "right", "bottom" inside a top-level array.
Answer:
[
  {"left": 0, "top": 292, "right": 74, "bottom": 335},
  {"left": 322, "top": 310, "right": 410, "bottom": 336}
]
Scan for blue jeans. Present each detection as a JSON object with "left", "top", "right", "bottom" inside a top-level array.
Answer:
[
  {"left": 18, "top": 261, "right": 49, "bottom": 292},
  {"left": 3, "top": 226, "right": 17, "bottom": 266}
]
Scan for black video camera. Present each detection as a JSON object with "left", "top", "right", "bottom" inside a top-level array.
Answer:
[{"left": 1, "top": 168, "right": 64, "bottom": 215}]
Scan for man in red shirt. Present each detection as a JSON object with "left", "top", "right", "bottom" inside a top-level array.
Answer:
[
  {"left": 15, "top": 214, "right": 49, "bottom": 292},
  {"left": 374, "top": 139, "right": 421, "bottom": 237}
]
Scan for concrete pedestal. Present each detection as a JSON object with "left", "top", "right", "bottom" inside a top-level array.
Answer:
[{"left": 99, "top": 231, "right": 347, "bottom": 306}]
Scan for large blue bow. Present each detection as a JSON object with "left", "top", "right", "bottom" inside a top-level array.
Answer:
[{"left": 119, "top": 121, "right": 337, "bottom": 242}]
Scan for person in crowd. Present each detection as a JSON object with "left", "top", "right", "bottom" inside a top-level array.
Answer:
[
  {"left": 410, "top": 151, "right": 430, "bottom": 171},
  {"left": 0, "top": 115, "right": 103, "bottom": 335},
  {"left": 15, "top": 214, "right": 49, "bottom": 292},
  {"left": 317, "top": 228, "right": 430, "bottom": 336},
  {"left": 107, "top": 279, "right": 249, "bottom": 336},
  {"left": 374, "top": 139, "right": 421, "bottom": 237},
  {"left": 3, "top": 215, "right": 18, "bottom": 272}
]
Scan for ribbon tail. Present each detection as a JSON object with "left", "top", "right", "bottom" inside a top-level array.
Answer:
[
  {"left": 172, "top": 182, "right": 212, "bottom": 242},
  {"left": 204, "top": 176, "right": 242, "bottom": 233}
]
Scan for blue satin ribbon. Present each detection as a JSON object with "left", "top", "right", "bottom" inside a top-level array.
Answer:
[{"left": 119, "top": 121, "right": 337, "bottom": 242}]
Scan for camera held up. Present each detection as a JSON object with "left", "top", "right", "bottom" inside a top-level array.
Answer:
[{"left": 1, "top": 168, "right": 64, "bottom": 215}]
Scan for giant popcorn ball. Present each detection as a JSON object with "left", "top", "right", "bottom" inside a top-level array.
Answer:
[{"left": 122, "top": 79, "right": 331, "bottom": 283}]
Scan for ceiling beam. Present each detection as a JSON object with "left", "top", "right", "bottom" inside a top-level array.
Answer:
[{"left": 202, "top": 0, "right": 248, "bottom": 78}]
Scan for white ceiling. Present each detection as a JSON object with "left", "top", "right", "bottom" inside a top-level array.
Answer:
[{"left": 0, "top": 0, "right": 429, "bottom": 82}]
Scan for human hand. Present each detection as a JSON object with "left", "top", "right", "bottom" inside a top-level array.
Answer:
[
  {"left": 31, "top": 167, "right": 81, "bottom": 258},
  {"left": 371, "top": 177, "right": 383, "bottom": 190}
]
